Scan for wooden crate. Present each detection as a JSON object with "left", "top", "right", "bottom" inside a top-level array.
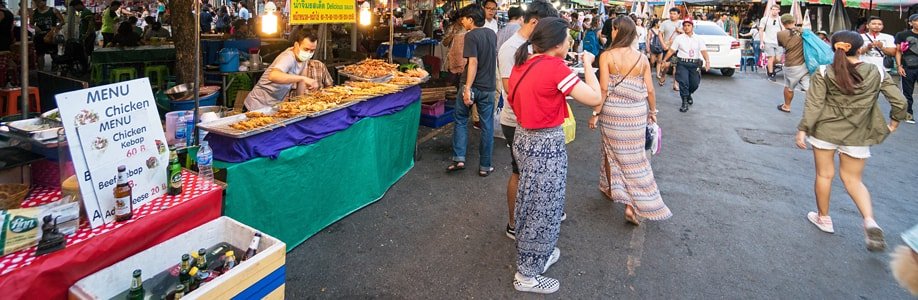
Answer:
[{"left": 69, "top": 217, "right": 286, "bottom": 300}]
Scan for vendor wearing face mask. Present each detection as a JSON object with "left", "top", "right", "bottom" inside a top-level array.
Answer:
[{"left": 245, "top": 30, "right": 331, "bottom": 110}]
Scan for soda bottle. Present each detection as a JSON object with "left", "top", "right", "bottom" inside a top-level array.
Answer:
[
  {"left": 196, "top": 141, "right": 214, "bottom": 183},
  {"left": 167, "top": 149, "right": 183, "bottom": 195},
  {"left": 242, "top": 232, "right": 262, "bottom": 261}
]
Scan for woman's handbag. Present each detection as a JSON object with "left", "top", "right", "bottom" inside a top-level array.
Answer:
[{"left": 645, "top": 122, "right": 661, "bottom": 154}]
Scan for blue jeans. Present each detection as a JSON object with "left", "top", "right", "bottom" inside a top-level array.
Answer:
[
  {"left": 452, "top": 87, "right": 495, "bottom": 170},
  {"left": 752, "top": 40, "right": 761, "bottom": 65}
]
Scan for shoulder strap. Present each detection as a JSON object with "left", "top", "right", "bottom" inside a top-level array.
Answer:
[
  {"left": 611, "top": 54, "right": 643, "bottom": 88},
  {"left": 509, "top": 56, "right": 547, "bottom": 104},
  {"left": 863, "top": 33, "right": 887, "bottom": 57}
]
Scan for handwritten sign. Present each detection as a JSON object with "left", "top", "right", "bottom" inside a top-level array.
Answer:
[
  {"left": 56, "top": 79, "right": 170, "bottom": 228},
  {"left": 289, "top": 0, "right": 356, "bottom": 24}
]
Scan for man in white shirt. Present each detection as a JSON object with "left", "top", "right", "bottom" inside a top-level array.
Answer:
[
  {"left": 859, "top": 16, "right": 895, "bottom": 72},
  {"left": 758, "top": 4, "right": 782, "bottom": 81},
  {"left": 496, "top": 0, "right": 558, "bottom": 240},
  {"left": 659, "top": 7, "right": 683, "bottom": 90},
  {"left": 497, "top": 6, "right": 522, "bottom": 49},
  {"left": 663, "top": 18, "right": 710, "bottom": 113},
  {"left": 483, "top": 0, "right": 499, "bottom": 33}
]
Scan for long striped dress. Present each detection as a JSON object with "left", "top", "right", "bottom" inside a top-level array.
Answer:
[{"left": 598, "top": 67, "right": 672, "bottom": 221}]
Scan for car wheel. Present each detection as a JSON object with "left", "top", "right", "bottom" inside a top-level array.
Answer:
[{"left": 720, "top": 68, "right": 735, "bottom": 77}]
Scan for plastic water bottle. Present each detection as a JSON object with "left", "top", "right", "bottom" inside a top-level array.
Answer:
[
  {"left": 196, "top": 141, "right": 214, "bottom": 183},
  {"left": 185, "top": 113, "right": 195, "bottom": 148},
  {"left": 175, "top": 112, "right": 187, "bottom": 147}
]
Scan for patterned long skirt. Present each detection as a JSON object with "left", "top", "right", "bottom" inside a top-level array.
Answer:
[
  {"left": 513, "top": 126, "right": 567, "bottom": 277},
  {"left": 599, "top": 75, "right": 672, "bottom": 221}
]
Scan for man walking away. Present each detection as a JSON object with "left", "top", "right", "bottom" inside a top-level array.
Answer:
[
  {"left": 497, "top": 7, "right": 523, "bottom": 48},
  {"left": 662, "top": 18, "right": 710, "bottom": 113},
  {"left": 859, "top": 16, "right": 895, "bottom": 73},
  {"left": 777, "top": 14, "right": 807, "bottom": 113},
  {"left": 896, "top": 14, "right": 918, "bottom": 123},
  {"left": 446, "top": 4, "right": 498, "bottom": 176},
  {"left": 758, "top": 4, "right": 781, "bottom": 82}
]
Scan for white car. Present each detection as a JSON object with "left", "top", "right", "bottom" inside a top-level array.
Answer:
[{"left": 693, "top": 21, "right": 742, "bottom": 77}]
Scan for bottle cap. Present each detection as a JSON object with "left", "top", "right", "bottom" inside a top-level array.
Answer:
[
  {"left": 182, "top": 254, "right": 190, "bottom": 261},
  {"left": 226, "top": 250, "right": 234, "bottom": 256},
  {"left": 190, "top": 251, "right": 199, "bottom": 259},
  {"left": 198, "top": 248, "right": 206, "bottom": 255},
  {"left": 175, "top": 284, "right": 185, "bottom": 290},
  {"left": 133, "top": 269, "right": 141, "bottom": 277},
  {"left": 118, "top": 165, "right": 127, "bottom": 172},
  {"left": 189, "top": 267, "right": 198, "bottom": 276}
]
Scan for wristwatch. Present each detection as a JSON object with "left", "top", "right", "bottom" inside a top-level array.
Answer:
[{"left": 592, "top": 111, "right": 601, "bottom": 117}]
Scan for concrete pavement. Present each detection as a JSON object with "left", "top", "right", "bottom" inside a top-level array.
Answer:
[{"left": 285, "top": 69, "right": 918, "bottom": 299}]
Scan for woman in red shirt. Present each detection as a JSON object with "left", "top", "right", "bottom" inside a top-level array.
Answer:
[{"left": 505, "top": 17, "right": 603, "bottom": 294}]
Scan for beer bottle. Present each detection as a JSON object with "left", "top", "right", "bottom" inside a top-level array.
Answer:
[
  {"left": 187, "top": 267, "right": 200, "bottom": 291},
  {"left": 114, "top": 165, "right": 133, "bottom": 222},
  {"left": 167, "top": 150, "right": 182, "bottom": 195},
  {"left": 180, "top": 254, "right": 191, "bottom": 272},
  {"left": 173, "top": 284, "right": 185, "bottom": 299},
  {"left": 242, "top": 232, "right": 262, "bottom": 261},
  {"left": 127, "top": 269, "right": 145, "bottom": 300},
  {"left": 178, "top": 268, "right": 191, "bottom": 293},
  {"left": 195, "top": 248, "right": 207, "bottom": 270},
  {"left": 222, "top": 250, "right": 237, "bottom": 272}
]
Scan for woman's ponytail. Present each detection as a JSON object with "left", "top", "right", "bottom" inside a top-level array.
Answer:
[
  {"left": 514, "top": 40, "right": 531, "bottom": 67},
  {"left": 829, "top": 32, "right": 864, "bottom": 95}
]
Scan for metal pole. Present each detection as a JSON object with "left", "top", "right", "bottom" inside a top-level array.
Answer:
[
  {"left": 20, "top": 0, "right": 29, "bottom": 119},
  {"left": 193, "top": 0, "right": 202, "bottom": 146},
  {"left": 388, "top": 0, "right": 394, "bottom": 63}
]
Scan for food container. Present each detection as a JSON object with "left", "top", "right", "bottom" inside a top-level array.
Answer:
[
  {"left": 6, "top": 118, "right": 63, "bottom": 141},
  {"left": 165, "top": 85, "right": 221, "bottom": 101}
]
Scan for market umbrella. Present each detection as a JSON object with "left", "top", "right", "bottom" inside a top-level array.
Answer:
[
  {"left": 662, "top": 0, "right": 674, "bottom": 18},
  {"left": 828, "top": 0, "right": 851, "bottom": 33},
  {"left": 790, "top": 0, "right": 803, "bottom": 25},
  {"left": 642, "top": 0, "right": 653, "bottom": 18}
]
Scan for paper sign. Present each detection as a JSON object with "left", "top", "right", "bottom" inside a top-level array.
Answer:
[
  {"left": 289, "top": 0, "right": 356, "bottom": 24},
  {"left": 55, "top": 79, "right": 170, "bottom": 228}
]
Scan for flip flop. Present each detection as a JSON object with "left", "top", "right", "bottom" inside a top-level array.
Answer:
[
  {"left": 777, "top": 104, "right": 791, "bottom": 113},
  {"left": 446, "top": 161, "right": 465, "bottom": 172},
  {"left": 478, "top": 167, "right": 495, "bottom": 177}
]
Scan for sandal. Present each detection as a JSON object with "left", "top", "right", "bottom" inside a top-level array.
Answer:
[
  {"left": 478, "top": 167, "right": 495, "bottom": 177},
  {"left": 624, "top": 205, "right": 641, "bottom": 226},
  {"left": 777, "top": 104, "right": 791, "bottom": 113},
  {"left": 446, "top": 161, "right": 465, "bottom": 172}
]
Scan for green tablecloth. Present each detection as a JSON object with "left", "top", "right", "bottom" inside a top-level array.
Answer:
[
  {"left": 214, "top": 101, "right": 421, "bottom": 250},
  {"left": 91, "top": 45, "right": 177, "bottom": 64}
]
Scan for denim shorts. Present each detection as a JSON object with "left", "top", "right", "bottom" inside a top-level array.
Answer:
[{"left": 807, "top": 136, "right": 871, "bottom": 159}]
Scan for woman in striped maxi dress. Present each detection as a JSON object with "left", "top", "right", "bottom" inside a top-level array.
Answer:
[{"left": 589, "top": 16, "right": 672, "bottom": 225}]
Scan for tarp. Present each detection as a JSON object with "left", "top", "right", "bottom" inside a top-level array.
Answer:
[
  {"left": 781, "top": 0, "right": 913, "bottom": 11},
  {"left": 829, "top": 0, "right": 852, "bottom": 32},
  {"left": 216, "top": 101, "right": 420, "bottom": 250}
]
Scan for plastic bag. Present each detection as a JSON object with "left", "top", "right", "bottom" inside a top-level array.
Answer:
[
  {"left": 563, "top": 104, "right": 575, "bottom": 144},
  {"left": 645, "top": 122, "right": 661, "bottom": 155},
  {"left": 802, "top": 29, "right": 834, "bottom": 74}
]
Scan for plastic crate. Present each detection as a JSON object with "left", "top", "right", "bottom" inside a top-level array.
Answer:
[
  {"left": 170, "top": 92, "right": 219, "bottom": 111},
  {"left": 421, "top": 100, "right": 445, "bottom": 116},
  {"left": 420, "top": 107, "right": 454, "bottom": 128}
]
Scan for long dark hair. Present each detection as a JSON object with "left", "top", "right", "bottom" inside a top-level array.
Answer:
[
  {"left": 608, "top": 16, "right": 637, "bottom": 50},
  {"left": 514, "top": 17, "right": 569, "bottom": 66},
  {"left": 829, "top": 31, "right": 865, "bottom": 95}
]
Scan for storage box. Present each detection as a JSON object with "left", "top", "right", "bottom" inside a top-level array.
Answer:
[
  {"left": 420, "top": 107, "right": 454, "bottom": 128},
  {"left": 421, "top": 100, "right": 445, "bottom": 116},
  {"left": 69, "top": 217, "right": 286, "bottom": 300}
]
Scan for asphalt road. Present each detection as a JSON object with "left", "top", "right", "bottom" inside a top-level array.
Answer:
[{"left": 285, "top": 69, "right": 918, "bottom": 299}]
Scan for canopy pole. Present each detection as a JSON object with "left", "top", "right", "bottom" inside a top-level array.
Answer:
[
  {"left": 20, "top": 0, "right": 29, "bottom": 119},
  {"left": 192, "top": 0, "right": 202, "bottom": 146},
  {"left": 388, "top": 0, "right": 394, "bottom": 63}
]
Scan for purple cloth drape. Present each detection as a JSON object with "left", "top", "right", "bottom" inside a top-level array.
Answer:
[{"left": 207, "top": 85, "right": 421, "bottom": 162}]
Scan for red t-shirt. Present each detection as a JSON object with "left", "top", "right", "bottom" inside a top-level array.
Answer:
[{"left": 507, "top": 55, "right": 580, "bottom": 129}]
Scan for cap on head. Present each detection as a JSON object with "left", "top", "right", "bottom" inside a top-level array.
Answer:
[
  {"left": 682, "top": 18, "right": 693, "bottom": 25},
  {"left": 780, "top": 13, "right": 795, "bottom": 25},
  {"left": 910, "top": 13, "right": 918, "bottom": 22}
]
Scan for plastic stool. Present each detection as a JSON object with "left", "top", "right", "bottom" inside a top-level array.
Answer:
[
  {"left": 740, "top": 56, "right": 757, "bottom": 72},
  {"left": 1, "top": 87, "right": 41, "bottom": 115},
  {"left": 109, "top": 67, "right": 138, "bottom": 83},
  {"left": 90, "top": 64, "right": 106, "bottom": 85},
  {"left": 144, "top": 65, "right": 170, "bottom": 89}
]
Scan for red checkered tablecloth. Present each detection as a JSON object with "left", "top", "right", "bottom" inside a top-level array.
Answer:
[{"left": 0, "top": 170, "right": 224, "bottom": 299}]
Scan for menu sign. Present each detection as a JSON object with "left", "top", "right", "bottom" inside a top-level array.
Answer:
[
  {"left": 56, "top": 79, "right": 170, "bottom": 228},
  {"left": 289, "top": 0, "right": 356, "bottom": 24}
]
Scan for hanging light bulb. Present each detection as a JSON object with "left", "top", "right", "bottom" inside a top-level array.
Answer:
[
  {"left": 261, "top": 1, "right": 278, "bottom": 34},
  {"left": 359, "top": 3, "right": 372, "bottom": 26}
]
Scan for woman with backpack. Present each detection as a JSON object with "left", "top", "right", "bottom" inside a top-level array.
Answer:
[
  {"left": 795, "top": 30, "right": 910, "bottom": 252},
  {"left": 582, "top": 17, "right": 602, "bottom": 57},
  {"left": 646, "top": 19, "right": 666, "bottom": 81}
]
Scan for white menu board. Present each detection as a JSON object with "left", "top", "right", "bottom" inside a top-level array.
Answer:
[{"left": 56, "top": 79, "right": 170, "bottom": 228}]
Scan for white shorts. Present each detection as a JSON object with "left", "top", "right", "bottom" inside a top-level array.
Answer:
[
  {"left": 784, "top": 65, "right": 810, "bottom": 91},
  {"left": 763, "top": 43, "right": 783, "bottom": 57},
  {"left": 807, "top": 136, "right": 871, "bottom": 159}
]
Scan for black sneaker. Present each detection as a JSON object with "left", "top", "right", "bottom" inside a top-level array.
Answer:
[{"left": 768, "top": 75, "right": 777, "bottom": 82}]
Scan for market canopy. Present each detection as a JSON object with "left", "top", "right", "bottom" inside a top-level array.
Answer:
[{"left": 780, "top": 0, "right": 914, "bottom": 11}]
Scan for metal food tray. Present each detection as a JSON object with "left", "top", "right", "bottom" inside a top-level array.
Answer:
[
  {"left": 196, "top": 107, "right": 287, "bottom": 138},
  {"left": 6, "top": 118, "right": 64, "bottom": 141},
  {"left": 338, "top": 71, "right": 394, "bottom": 83}
]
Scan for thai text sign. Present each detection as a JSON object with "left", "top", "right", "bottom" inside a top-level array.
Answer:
[{"left": 290, "top": 0, "right": 357, "bottom": 24}]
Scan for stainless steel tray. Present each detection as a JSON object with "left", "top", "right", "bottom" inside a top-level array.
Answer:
[
  {"left": 6, "top": 118, "right": 63, "bottom": 141},
  {"left": 338, "top": 71, "right": 394, "bottom": 83}
]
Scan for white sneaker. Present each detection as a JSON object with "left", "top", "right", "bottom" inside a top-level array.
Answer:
[
  {"left": 807, "top": 212, "right": 835, "bottom": 233},
  {"left": 864, "top": 219, "right": 886, "bottom": 252},
  {"left": 542, "top": 247, "right": 560, "bottom": 274},
  {"left": 561, "top": 212, "right": 567, "bottom": 222},
  {"left": 906, "top": 119, "right": 916, "bottom": 124},
  {"left": 513, "top": 273, "right": 560, "bottom": 294}
]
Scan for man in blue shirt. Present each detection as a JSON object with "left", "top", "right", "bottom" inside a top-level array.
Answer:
[{"left": 237, "top": 2, "right": 251, "bottom": 21}]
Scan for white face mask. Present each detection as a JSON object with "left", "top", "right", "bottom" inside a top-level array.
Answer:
[{"left": 297, "top": 50, "right": 314, "bottom": 61}]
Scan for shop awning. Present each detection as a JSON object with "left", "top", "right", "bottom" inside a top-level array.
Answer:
[{"left": 780, "top": 0, "right": 913, "bottom": 10}]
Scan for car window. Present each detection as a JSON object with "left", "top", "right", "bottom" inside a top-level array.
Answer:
[{"left": 694, "top": 24, "right": 726, "bottom": 36}]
